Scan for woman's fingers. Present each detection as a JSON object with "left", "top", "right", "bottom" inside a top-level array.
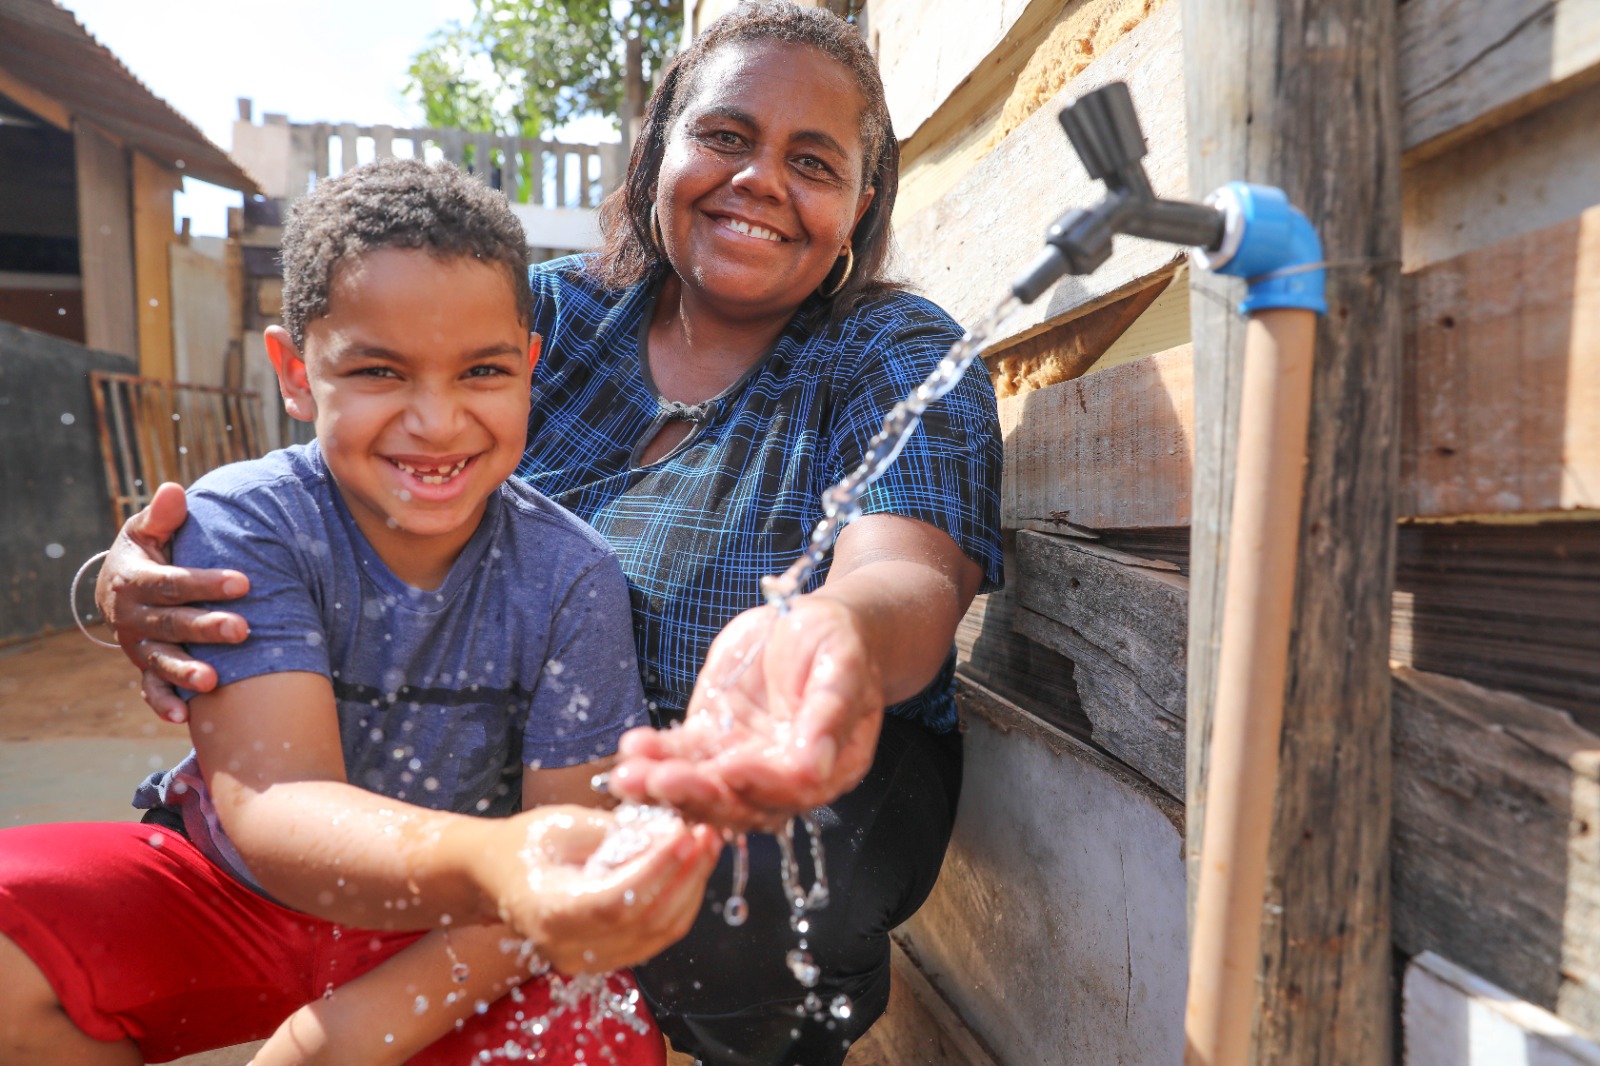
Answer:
[
  {"left": 141, "top": 669, "right": 190, "bottom": 724},
  {"left": 97, "top": 484, "right": 249, "bottom": 665},
  {"left": 135, "top": 637, "right": 219, "bottom": 690}
]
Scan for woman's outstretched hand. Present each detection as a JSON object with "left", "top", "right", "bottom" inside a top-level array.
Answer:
[
  {"left": 608, "top": 597, "right": 885, "bottom": 830},
  {"left": 95, "top": 482, "right": 250, "bottom": 722},
  {"left": 478, "top": 805, "right": 722, "bottom": 975}
]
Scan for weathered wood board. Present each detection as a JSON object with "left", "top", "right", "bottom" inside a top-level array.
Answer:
[
  {"left": 1012, "top": 530, "right": 1188, "bottom": 798},
  {"left": 1400, "top": 0, "right": 1600, "bottom": 160},
  {"left": 1000, "top": 344, "right": 1194, "bottom": 530},
  {"left": 1393, "top": 522, "right": 1600, "bottom": 726},
  {"left": 1402, "top": 204, "right": 1600, "bottom": 517},
  {"left": 894, "top": 1, "right": 1188, "bottom": 351},
  {"left": 1393, "top": 668, "right": 1600, "bottom": 1032},
  {"left": 954, "top": 560, "right": 1092, "bottom": 745},
  {"left": 1404, "top": 951, "right": 1600, "bottom": 1066},
  {"left": 1403, "top": 78, "right": 1600, "bottom": 273},
  {"left": 901, "top": 680, "right": 1186, "bottom": 1066},
  {"left": 74, "top": 121, "right": 137, "bottom": 361},
  {"left": 867, "top": 0, "right": 1039, "bottom": 144}
]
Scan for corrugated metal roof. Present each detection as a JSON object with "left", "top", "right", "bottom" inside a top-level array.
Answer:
[{"left": 0, "top": 0, "right": 258, "bottom": 192}]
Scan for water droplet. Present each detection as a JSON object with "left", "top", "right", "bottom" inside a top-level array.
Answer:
[
  {"left": 59, "top": 412, "right": 75, "bottom": 425},
  {"left": 786, "top": 949, "right": 820, "bottom": 987},
  {"left": 830, "top": 995, "right": 853, "bottom": 1020},
  {"left": 146, "top": 832, "right": 165, "bottom": 848},
  {"left": 451, "top": 961, "right": 471, "bottom": 983},
  {"left": 724, "top": 895, "right": 748, "bottom": 927},
  {"left": 44, "top": 543, "right": 64, "bottom": 559},
  {"left": 413, "top": 994, "right": 429, "bottom": 1015}
]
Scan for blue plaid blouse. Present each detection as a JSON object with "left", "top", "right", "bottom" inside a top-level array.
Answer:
[{"left": 515, "top": 258, "right": 1004, "bottom": 733}]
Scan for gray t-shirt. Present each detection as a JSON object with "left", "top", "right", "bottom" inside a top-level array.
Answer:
[{"left": 134, "top": 442, "right": 647, "bottom": 892}]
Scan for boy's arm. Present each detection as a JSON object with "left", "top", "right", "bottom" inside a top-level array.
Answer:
[
  {"left": 191, "top": 670, "right": 507, "bottom": 929},
  {"left": 251, "top": 923, "right": 532, "bottom": 1066},
  {"left": 248, "top": 758, "right": 631, "bottom": 1066}
]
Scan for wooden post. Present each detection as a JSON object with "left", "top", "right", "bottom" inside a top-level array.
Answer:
[
  {"left": 1181, "top": 1, "right": 1401, "bottom": 1062},
  {"left": 131, "top": 151, "right": 180, "bottom": 380},
  {"left": 74, "top": 122, "right": 137, "bottom": 360}
]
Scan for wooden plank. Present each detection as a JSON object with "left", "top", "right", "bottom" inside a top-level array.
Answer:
[
  {"left": 1405, "top": 952, "right": 1600, "bottom": 1066},
  {"left": 1402, "top": 79, "right": 1600, "bottom": 274},
  {"left": 1401, "top": 205, "right": 1600, "bottom": 517},
  {"left": 0, "top": 66, "right": 70, "bottom": 129},
  {"left": 131, "top": 151, "right": 178, "bottom": 380},
  {"left": 955, "top": 536, "right": 1093, "bottom": 744},
  {"left": 1392, "top": 521, "right": 1600, "bottom": 734},
  {"left": 999, "top": 343, "right": 1193, "bottom": 530},
  {"left": 74, "top": 121, "right": 137, "bottom": 360},
  {"left": 897, "top": 678, "right": 1187, "bottom": 1066},
  {"left": 1182, "top": 0, "right": 1401, "bottom": 1060},
  {"left": 1400, "top": 0, "right": 1600, "bottom": 160},
  {"left": 1012, "top": 530, "right": 1187, "bottom": 799},
  {"left": 869, "top": 0, "right": 1040, "bottom": 144},
  {"left": 893, "top": 1, "right": 1188, "bottom": 352},
  {"left": 988, "top": 273, "right": 1172, "bottom": 399},
  {"left": 1393, "top": 668, "right": 1600, "bottom": 1032}
]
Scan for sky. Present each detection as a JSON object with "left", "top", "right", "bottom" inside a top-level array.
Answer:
[{"left": 61, "top": 0, "right": 496, "bottom": 234}]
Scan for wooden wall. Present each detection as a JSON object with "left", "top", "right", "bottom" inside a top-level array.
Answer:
[{"left": 866, "top": 0, "right": 1600, "bottom": 1057}]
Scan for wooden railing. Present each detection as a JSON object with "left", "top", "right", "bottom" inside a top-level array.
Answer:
[
  {"left": 287, "top": 122, "right": 624, "bottom": 209},
  {"left": 89, "top": 372, "right": 267, "bottom": 526}
]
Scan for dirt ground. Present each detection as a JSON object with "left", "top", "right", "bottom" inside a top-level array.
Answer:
[{"left": 0, "top": 632, "right": 904, "bottom": 1065}]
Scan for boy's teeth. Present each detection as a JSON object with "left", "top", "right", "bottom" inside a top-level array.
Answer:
[{"left": 393, "top": 458, "right": 469, "bottom": 484}]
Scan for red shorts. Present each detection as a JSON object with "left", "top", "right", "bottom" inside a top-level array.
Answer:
[{"left": 0, "top": 821, "right": 664, "bottom": 1065}]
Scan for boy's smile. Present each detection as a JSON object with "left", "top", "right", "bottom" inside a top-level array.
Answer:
[{"left": 265, "top": 248, "right": 537, "bottom": 589}]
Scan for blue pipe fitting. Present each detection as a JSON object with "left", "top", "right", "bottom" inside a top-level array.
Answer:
[{"left": 1193, "top": 182, "right": 1327, "bottom": 316}]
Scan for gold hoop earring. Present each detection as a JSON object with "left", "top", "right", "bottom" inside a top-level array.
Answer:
[
  {"left": 649, "top": 203, "right": 665, "bottom": 255},
  {"left": 820, "top": 244, "right": 854, "bottom": 299}
]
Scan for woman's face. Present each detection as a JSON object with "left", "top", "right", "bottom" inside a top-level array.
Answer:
[{"left": 655, "top": 40, "right": 876, "bottom": 321}]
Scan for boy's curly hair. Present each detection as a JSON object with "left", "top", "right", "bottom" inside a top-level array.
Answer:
[{"left": 279, "top": 158, "right": 533, "bottom": 347}]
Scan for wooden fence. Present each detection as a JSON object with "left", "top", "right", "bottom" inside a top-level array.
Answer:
[
  {"left": 89, "top": 372, "right": 266, "bottom": 526},
  {"left": 288, "top": 121, "right": 623, "bottom": 209}
]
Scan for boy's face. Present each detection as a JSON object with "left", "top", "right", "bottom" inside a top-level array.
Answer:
[{"left": 265, "top": 248, "right": 536, "bottom": 572}]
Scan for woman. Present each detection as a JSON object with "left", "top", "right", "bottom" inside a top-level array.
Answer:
[{"left": 98, "top": 4, "right": 1003, "bottom": 1063}]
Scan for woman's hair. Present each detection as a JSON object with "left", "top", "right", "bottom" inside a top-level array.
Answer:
[
  {"left": 280, "top": 158, "right": 534, "bottom": 347},
  {"left": 590, "top": 0, "right": 899, "bottom": 322}
]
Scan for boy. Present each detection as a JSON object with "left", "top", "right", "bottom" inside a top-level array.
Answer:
[{"left": 0, "top": 160, "right": 718, "bottom": 1065}]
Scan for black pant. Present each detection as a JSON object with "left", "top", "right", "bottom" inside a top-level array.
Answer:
[{"left": 635, "top": 715, "right": 963, "bottom": 1066}]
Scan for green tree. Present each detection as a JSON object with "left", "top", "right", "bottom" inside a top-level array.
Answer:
[{"left": 406, "top": 0, "right": 681, "bottom": 138}]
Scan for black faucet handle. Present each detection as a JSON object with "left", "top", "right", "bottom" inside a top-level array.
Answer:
[{"left": 1059, "top": 81, "right": 1148, "bottom": 187}]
